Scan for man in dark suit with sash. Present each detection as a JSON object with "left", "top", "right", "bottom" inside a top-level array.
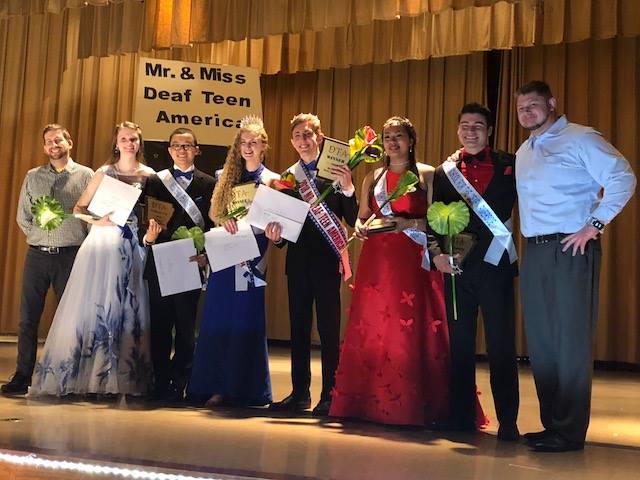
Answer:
[
  {"left": 430, "top": 103, "right": 520, "bottom": 441},
  {"left": 268, "top": 113, "right": 358, "bottom": 416},
  {"left": 142, "top": 127, "right": 216, "bottom": 401}
]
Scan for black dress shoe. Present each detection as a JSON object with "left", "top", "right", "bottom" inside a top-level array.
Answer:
[
  {"left": 269, "top": 393, "right": 311, "bottom": 412},
  {"left": 524, "top": 429, "right": 554, "bottom": 445},
  {"left": 1, "top": 373, "right": 29, "bottom": 395},
  {"left": 531, "top": 432, "right": 584, "bottom": 452},
  {"left": 497, "top": 423, "right": 520, "bottom": 442},
  {"left": 311, "top": 399, "right": 331, "bottom": 417}
]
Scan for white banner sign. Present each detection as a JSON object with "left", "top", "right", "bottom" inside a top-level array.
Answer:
[{"left": 134, "top": 57, "right": 262, "bottom": 146}]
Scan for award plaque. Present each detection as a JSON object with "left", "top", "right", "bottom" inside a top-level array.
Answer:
[
  {"left": 367, "top": 218, "right": 397, "bottom": 235},
  {"left": 227, "top": 182, "right": 258, "bottom": 213},
  {"left": 145, "top": 196, "right": 175, "bottom": 229},
  {"left": 447, "top": 232, "right": 477, "bottom": 265},
  {"left": 316, "top": 137, "right": 350, "bottom": 181}
]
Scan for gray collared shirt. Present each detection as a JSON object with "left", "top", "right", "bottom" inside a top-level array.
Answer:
[
  {"left": 16, "top": 159, "right": 94, "bottom": 247},
  {"left": 515, "top": 115, "right": 636, "bottom": 237}
]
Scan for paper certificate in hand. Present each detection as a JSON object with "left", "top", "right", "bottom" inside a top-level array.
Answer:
[
  {"left": 152, "top": 238, "right": 202, "bottom": 297},
  {"left": 316, "top": 137, "right": 350, "bottom": 181},
  {"left": 245, "top": 184, "right": 310, "bottom": 243},
  {"left": 204, "top": 220, "right": 260, "bottom": 273},
  {"left": 88, "top": 174, "right": 142, "bottom": 226},
  {"left": 227, "top": 182, "right": 258, "bottom": 212}
]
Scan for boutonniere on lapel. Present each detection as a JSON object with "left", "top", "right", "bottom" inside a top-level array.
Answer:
[{"left": 503, "top": 166, "right": 513, "bottom": 175}]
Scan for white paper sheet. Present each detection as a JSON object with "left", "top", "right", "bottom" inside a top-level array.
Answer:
[
  {"left": 204, "top": 220, "right": 260, "bottom": 273},
  {"left": 245, "top": 184, "right": 310, "bottom": 243},
  {"left": 88, "top": 174, "right": 142, "bottom": 227},
  {"left": 151, "top": 238, "right": 202, "bottom": 297}
]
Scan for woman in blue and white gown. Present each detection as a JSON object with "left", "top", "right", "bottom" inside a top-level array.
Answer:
[
  {"left": 187, "top": 117, "right": 279, "bottom": 407},
  {"left": 29, "top": 121, "right": 159, "bottom": 396}
]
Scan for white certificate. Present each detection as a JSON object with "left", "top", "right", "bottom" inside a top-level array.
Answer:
[
  {"left": 88, "top": 174, "right": 142, "bottom": 227},
  {"left": 245, "top": 185, "right": 310, "bottom": 243},
  {"left": 204, "top": 220, "right": 260, "bottom": 273},
  {"left": 151, "top": 238, "right": 202, "bottom": 297}
]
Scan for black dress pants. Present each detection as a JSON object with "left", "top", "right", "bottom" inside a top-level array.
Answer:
[
  {"left": 521, "top": 238, "right": 601, "bottom": 443},
  {"left": 148, "top": 276, "right": 200, "bottom": 392},
  {"left": 444, "top": 261, "right": 519, "bottom": 426},
  {"left": 17, "top": 246, "right": 78, "bottom": 380},
  {"left": 286, "top": 266, "right": 341, "bottom": 402}
]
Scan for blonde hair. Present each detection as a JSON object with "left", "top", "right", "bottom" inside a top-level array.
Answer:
[
  {"left": 290, "top": 113, "right": 322, "bottom": 136},
  {"left": 108, "top": 121, "right": 145, "bottom": 165},
  {"left": 211, "top": 124, "right": 269, "bottom": 223}
]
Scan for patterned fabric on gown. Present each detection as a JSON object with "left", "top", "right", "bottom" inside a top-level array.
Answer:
[
  {"left": 29, "top": 166, "right": 153, "bottom": 396},
  {"left": 329, "top": 170, "right": 451, "bottom": 426},
  {"left": 187, "top": 167, "right": 272, "bottom": 406}
]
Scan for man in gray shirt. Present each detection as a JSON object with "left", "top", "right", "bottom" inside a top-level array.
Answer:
[
  {"left": 1, "top": 124, "right": 93, "bottom": 395},
  {"left": 514, "top": 81, "right": 636, "bottom": 451}
]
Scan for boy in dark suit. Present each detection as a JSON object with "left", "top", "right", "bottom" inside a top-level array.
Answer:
[
  {"left": 430, "top": 103, "right": 519, "bottom": 440},
  {"left": 142, "top": 127, "right": 216, "bottom": 400},
  {"left": 268, "top": 114, "right": 358, "bottom": 416}
]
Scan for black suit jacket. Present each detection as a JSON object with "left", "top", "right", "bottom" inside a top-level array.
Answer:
[
  {"left": 281, "top": 174, "right": 358, "bottom": 276},
  {"left": 141, "top": 168, "right": 216, "bottom": 279},
  {"left": 430, "top": 149, "right": 517, "bottom": 274}
]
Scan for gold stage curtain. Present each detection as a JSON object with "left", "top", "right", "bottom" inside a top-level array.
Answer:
[
  {"left": 0, "top": 0, "right": 112, "bottom": 17},
  {"left": 158, "top": 3, "right": 534, "bottom": 74},
  {"left": 540, "top": 0, "right": 640, "bottom": 44},
  {"left": 495, "top": 37, "right": 640, "bottom": 364},
  {"left": 71, "top": 0, "right": 536, "bottom": 72},
  {"left": 147, "top": 0, "right": 534, "bottom": 46}
]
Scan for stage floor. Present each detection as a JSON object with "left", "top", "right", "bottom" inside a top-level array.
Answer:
[{"left": 1, "top": 341, "right": 639, "bottom": 480}]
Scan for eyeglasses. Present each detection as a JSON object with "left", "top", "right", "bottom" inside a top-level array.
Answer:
[{"left": 170, "top": 144, "right": 196, "bottom": 151}]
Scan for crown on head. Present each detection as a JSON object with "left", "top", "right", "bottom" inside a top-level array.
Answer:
[{"left": 239, "top": 115, "right": 264, "bottom": 129}]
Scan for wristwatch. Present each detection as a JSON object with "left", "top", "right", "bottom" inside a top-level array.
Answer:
[{"left": 587, "top": 216, "right": 605, "bottom": 232}]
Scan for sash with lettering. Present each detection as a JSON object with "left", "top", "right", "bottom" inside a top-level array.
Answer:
[
  {"left": 291, "top": 161, "right": 352, "bottom": 281},
  {"left": 442, "top": 155, "right": 517, "bottom": 265},
  {"left": 157, "top": 169, "right": 205, "bottom": 228},
  {"left": 373, "top": 170, "right": 431, "bottom": 270},
  {"left": 233, "top": 165, "right": 272, "bottom": 292}
]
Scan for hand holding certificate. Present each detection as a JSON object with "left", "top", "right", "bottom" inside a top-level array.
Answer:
[
  {"left": 204, "top": 220, "right": 260, "bottom": 272},
  {"left": 245, "top": 185, "right": 310, "bottom": 243},
  {"left": 152, "top": 238, "right": 203, "bottom": 297},
  {"left": 88, "top": 174, "right": 142, "bottom": 226}
]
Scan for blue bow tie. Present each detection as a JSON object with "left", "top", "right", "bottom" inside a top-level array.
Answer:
[
  {"left": 173, "top": 170, "right": 193, "bottom": 180},
  {"left": 305, "top": 161, "right": 318, "bottom": 171}
]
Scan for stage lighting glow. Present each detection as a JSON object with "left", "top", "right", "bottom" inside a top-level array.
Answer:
[{"left": 0, "top": 451, "right": 225, "bottom": 479}]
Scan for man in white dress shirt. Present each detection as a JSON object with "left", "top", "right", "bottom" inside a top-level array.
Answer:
[{"left": 514, "top": 81, "right": 636, "bottom": 452}]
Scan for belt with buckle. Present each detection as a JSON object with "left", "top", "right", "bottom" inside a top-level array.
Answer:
[
  {"left": 30, "top": 245, "right": 78, "bottom": 254},
  {"left": 526, "top": 233, "right": 567, "bottom": 245}
]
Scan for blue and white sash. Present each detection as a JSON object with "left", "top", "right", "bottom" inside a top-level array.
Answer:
[
  {"left": 157, "top": 169, "right": 205, "bottom": 228},
  {"left": 442, "top": 157, "right": 517, "bottom": 265},
  {"left": 373, "top": 170, "right": 430, "bottom": 271},
  {"left": 291, "top": 161, "right": 352, "bottom": 280}
]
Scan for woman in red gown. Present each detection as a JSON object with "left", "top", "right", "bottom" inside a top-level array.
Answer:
[{"left": 330, "top": 117, "right": 484, "bottom": 426}]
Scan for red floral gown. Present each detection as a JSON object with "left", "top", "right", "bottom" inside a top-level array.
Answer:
[{"left": 329, "top": 171, "right": 451, "bottom": 425}]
